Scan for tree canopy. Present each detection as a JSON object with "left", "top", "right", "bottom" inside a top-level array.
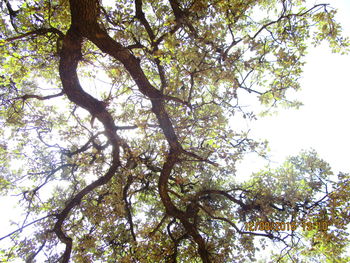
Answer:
[{"left": 0, "top": 0, "right": 349, "bottom": 262}]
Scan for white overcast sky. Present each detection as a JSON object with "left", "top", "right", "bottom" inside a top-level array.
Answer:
[{"left": 237, "top": 0, "right": 350, "bottom": 178}]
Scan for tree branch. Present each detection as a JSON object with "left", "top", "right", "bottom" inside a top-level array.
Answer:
[
  {"left": 5, "top": 28, "right": 64, "bottom": 42},
  {"left": 12, "top": 92, "right": 64, "bottom": 101},
  {"left": 0, "top": 215, "right": 53, "bottom": 241}
]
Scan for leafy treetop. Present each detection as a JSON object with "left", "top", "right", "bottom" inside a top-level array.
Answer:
[{"left": 0, "top": 0, "right": 349, "bottom": 262}]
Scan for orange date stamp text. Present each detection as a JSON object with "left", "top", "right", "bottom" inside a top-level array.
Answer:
[{"left": 244, "top": 220, "right": 329, "bottom": 232}]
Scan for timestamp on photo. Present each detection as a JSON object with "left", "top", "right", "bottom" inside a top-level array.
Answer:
[{"left": 244, "top": 220, "right": 329, "bottom": 232}]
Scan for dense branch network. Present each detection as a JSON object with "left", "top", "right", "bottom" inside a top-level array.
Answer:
[
  {"left": 0, "top": 0, "right": 349, "bottom": 262},
  {"left": 55, "top": 0, "right": 219, "bottom": 261}
]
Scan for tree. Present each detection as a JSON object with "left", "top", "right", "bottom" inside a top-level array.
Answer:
[{"left": 0, "top": 0, "right": 349, "bottom": 262}]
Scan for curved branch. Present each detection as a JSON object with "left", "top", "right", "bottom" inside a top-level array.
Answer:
[
  {"left": 134, "top": 0, "right": 168, "bottom": 91},
  {"left": 134, "top": 0, "right": 155, "bottom": 40},
  {"left": 159, "top": 151, "right": 211, "bottom": 262},
  {"left": 199, "top": 204, "right": 275, "bottom": 239},
  {"left": 251, "top": 4, "right": 329, "bottom": 40},
  {"left": 195, "top": 189, "right": 246, "bottom": 207},
  {"left": 12, "top": 92, "right": 64, "bottom": 101},
  {"left": 5, "top": 27, "right": 64, "bottom": 42},
  {"left": 123, "top": 174, "right": 137, "bottom": 241},
  {"left": 0, "top": 215, "right": 53, "bottom": 241},
  {"left": 53, "top": 161, "right": 120, "bottom": 263},
  {"left": 55, "top": 6, "right": 124, "bottom": 261}
]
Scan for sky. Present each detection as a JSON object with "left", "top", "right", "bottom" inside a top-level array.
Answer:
[{"left": 237, "top": 0, "right": 350, "bottom": 178}]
